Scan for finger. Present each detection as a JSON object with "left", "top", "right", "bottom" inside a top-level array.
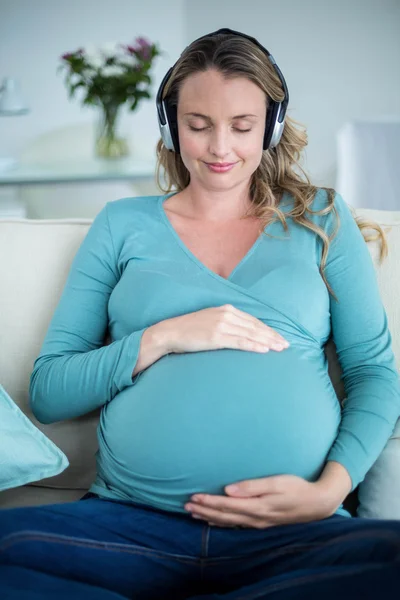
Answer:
[
  {"left": 224, "top": 476, "right": 285, "bottom": 497},
  {"left": 189, "top": 499, "right": 273, "bottom": 527},
  {"left": 194, "top": 506, "right": 273, "bottom": 529},
  {"left": 227, "top": 305, "right": 280, "bottom": 331},
  {"left": 189, "top": 505, "right": 250, "bottom": 527},
  {"left": 189, "top": 495, "right": 263, "bottom": 517},
  {"left": 224, "top": 327, "right": 288, "bottom": 352},
  {"left": 231, "top": 321, "right": 288, "bottom": 347},
  {"left": 224, "top": 306, "right": 289, "bottom": 345}
]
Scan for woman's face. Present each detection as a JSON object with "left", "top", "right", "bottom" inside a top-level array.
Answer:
[{"left": 177, "top": 69, "right": 267, "bottom": 191}]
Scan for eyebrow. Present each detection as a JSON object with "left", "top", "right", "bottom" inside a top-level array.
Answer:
[{"left": 183, "top": 112, "right": 258, "bottom": 120}]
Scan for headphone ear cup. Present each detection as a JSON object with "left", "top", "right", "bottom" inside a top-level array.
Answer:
[
  {"left": 160, "top": 99, "right": 180, "bottom": 153},
  {"left": 157, "top": 101, "right": 174, "bottom": 152},
  {"left": 167, "top": 102, "right": 180, "bottom": 154},
  {"left": 156, "top": 67, "right": 180, "bottom": 153},
  {"left": 263, "top": 100, "right": 280, "bottom": 150}
]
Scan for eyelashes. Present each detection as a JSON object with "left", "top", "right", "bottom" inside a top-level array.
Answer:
[{"left": 188, "top": 126, "right": 252, "bottom": 133}]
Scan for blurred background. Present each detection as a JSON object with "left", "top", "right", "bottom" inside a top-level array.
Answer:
[{"left": 0, "top": 0, "right": 399, "bottom": 219}]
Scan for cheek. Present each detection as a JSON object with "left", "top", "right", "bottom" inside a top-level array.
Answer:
[
  {"left": 179, "top": 131, "right": 204, "bottom": 159},
  {"left": 236, "top": 139, "right": 263, "bottom": 163},
  {"left": 234, "top": 127, "right": 264, "bottom": 154}
]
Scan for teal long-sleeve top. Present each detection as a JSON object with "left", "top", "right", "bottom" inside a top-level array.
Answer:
[{"left": 29, "top": 189, "right": 400, "bottom": 518}]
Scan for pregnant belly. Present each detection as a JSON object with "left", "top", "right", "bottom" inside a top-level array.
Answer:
[{"left": 96, "top": 346, "right": 341, "bottom": 513}]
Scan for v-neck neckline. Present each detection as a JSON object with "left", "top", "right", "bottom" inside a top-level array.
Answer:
[{"left": 158, "top": 192, "right": 272, "bottom": 283}]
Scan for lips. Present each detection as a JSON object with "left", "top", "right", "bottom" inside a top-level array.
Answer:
[
  {"left": 204, "top": 163, "right": 237, "bottom": 173},
  {"left": 204, "top": 161, "right": 238, "bottom": 173}
]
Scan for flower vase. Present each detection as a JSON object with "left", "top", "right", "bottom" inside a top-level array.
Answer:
[{"left": 95, "top": 105, "right": 129, "bottom": 159}]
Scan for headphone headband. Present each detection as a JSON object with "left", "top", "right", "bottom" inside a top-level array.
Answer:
[{"left": 156, "top": 27, "right": 289, "bottom": 153}]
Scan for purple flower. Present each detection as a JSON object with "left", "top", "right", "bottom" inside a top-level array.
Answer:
[
  {"left": 125, "top": 36, "right": 152, "bottom": 60},
  {"left": 125, "top": 44, "right": 137, "bottom": 55},
  {"left": 61, "top": 47, "right": 84, "bottom": 61},
  {"left": 135, "top": 36, "right": 151, "bottom": 48},
  {"left": 136, "top": 37, "right": 152, "bottom": 57}
]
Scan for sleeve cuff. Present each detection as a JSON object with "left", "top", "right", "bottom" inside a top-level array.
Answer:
[{"left": 114, "top": 327, "right": 149, "bottom": 391}]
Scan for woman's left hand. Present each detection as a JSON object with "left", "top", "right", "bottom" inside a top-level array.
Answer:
[{"left": 184, "top": 474, "right": 342, "bottom": 529}]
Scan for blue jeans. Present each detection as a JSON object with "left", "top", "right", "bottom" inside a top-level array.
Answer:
[{"left": 0, "top": 491, "right": 399, "bottom": 599}]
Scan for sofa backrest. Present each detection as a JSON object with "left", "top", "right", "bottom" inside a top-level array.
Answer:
[
  {"left": 1, "top": 206, "right": 400, "bottom": 491},
  {"left": 0, "top": 219, "right": 95, "bottom": 489}
]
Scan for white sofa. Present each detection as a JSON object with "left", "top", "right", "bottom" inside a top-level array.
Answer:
[{"left": 1, "top": 206, "right": 400, "bottom": 517}]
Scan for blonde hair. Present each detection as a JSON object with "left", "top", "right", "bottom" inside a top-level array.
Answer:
[{"left": 155, "top": 32, "right": 387, "bottom": 299}]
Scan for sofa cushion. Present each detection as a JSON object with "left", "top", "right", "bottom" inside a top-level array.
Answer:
[
  {"left": 0, "top": 219, "right": 98, "bottom": 489},
  {"left": 357, "top": 417, "right": 400, "bottom": 518},
  {"left": 0, "top": 483, "right": 84, "bottom": 509},
  {"left": 350, "top": 208, "right": 400, "bottom": 518}
]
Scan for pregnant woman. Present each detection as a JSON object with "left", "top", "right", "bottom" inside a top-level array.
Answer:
[{"left": 1, "top": 27, "right": 400, "bottom": 600}]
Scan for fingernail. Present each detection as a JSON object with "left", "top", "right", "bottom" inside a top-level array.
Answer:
[{"left": 227, "top": 485, "right": 239, "bottom": 493}]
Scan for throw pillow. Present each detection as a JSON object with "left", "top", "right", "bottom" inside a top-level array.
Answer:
[{"left": 0, "top": 384, "right": 69, "bottom": 491}]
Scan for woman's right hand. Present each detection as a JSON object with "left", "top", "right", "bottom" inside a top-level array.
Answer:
[{"left": 158, "top": 304, "right": 290, "bottom": 355}]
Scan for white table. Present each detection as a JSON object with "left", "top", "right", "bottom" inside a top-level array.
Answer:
[
  {"left": 0, "top": 158, "right": 158, "bottom": 218},
  {"left": 0, "top": 158, "right": 156, "bottom": 186},
  {"left": 336, "top": 119, "right": 400, "bottom": 210}
]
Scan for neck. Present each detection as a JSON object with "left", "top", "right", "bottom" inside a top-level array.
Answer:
[{"left": 181, "top": 183, "right": 253, "bottom": 222}]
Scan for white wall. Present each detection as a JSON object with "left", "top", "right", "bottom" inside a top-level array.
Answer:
[
  {"left": 185, "top": 0, "right": 400, "bottom": 187},
  {"left": 0, "top": 0, "right": 185, "bottom": 162},
  {"left": 0, "top": 0, "right": 185, "bottom": 216},
  {"left": 0, "top": 0, "right": 399, "bottom": 216}
]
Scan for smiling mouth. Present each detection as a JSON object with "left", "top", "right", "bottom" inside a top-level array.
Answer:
[
  {"left": 205, "top": 162, "right": 237, "bottom": 167},
  {"left": 204, "top": 162, "right": 238, "bottom": 172}
]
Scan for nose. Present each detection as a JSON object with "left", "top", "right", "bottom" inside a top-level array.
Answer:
[{"left": 208, "top": 126, "right": 232, "bottom": 159}]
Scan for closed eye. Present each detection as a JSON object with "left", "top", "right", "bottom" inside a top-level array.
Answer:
[{"left": 189, "top": 126, "right": 251, "bottom": 133}]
